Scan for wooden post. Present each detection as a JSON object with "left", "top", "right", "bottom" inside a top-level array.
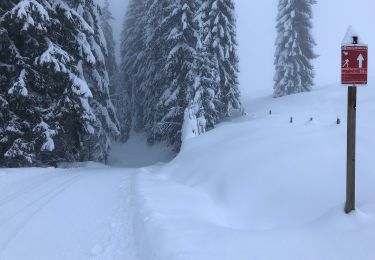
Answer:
[{"left": 345, "top": 86, "right": 357, "bottom": 214}]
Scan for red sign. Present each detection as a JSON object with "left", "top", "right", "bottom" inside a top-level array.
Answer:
[{"left": 342, "top": 45, "right": 368, "bottom": 85}]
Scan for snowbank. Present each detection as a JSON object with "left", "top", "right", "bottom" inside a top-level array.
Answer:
[{"left": 135, "top": 83, "right": 375, "bottom": 260}]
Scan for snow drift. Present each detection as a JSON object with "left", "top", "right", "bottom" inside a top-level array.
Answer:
[{"left": 135, "top": 83, "right": 375, "bottom": 260}]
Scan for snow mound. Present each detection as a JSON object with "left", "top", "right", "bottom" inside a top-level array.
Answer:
[{"left": 136, "top": 83, "right": 375, "bottom": 260}]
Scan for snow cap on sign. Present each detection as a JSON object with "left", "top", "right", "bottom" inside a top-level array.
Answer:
[{"left": 342, "top": 26, "right": 365, "bottom": 45}]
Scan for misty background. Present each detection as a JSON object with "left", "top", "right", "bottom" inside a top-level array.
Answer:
[{"left": 101, "top": 0, "right": 375, "bottom": 96}]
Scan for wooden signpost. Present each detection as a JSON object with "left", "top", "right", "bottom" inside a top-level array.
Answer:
[{"left": 341, "top": 30, "right": 368, "bottom": 214}]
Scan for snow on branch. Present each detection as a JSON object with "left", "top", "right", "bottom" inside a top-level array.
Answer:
[
  {"left": 69, "top": 73, "right": 93, "bottom": 98},
  {"left": 35, "top": 41, "right": 73, "bottom": 73},
  {"left": 8, "top": 0, "right": 50, "bottom": 31},
  {"left": 34, "top": 121, "right": 56, "bottom": 152},
  {"left": 8, "top": 69, "right": 28, "bottom": 97}
]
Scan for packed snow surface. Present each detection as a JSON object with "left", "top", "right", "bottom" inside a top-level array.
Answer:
[{"left": 0, "top": 164, "right": 139, "bottom": 260}]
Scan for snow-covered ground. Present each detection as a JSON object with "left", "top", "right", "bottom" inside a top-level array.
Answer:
[
  {"left": 0, "top": 164, "right": 139, "bottom": 260},
  {"left": 1, "top": 83, "right": 375, "bottom": 260},
  {"left": 134, "top": 83, "right": 375, "bottom": 260}
]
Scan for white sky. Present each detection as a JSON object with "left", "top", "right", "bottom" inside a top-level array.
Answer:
[
  {"left": 237, "top": 0, "right": 375, "bottom": 95},
  {"left": 103, "top": 0, "right": 375, "bottom": 95}
]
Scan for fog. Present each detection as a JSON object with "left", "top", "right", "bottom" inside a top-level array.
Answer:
[
  {"left": 237, "top": 0, "right": 375, "bottom": 95},
  {"left": 98, "top": 0, "right": 129, "bottom": 60},
  {"left": 103, "top": 0, "right": 375, "bottom": 95}
]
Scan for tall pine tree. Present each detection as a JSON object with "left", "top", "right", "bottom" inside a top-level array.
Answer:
[
  {"left": 0, "top": 0, "right": 119, "bottom": 166},
  {"left": 100, "top": 0, "right": 119, "bottom": 97},
  {"left": 119, "top": 0, "right": 242, "bottom": 151},
  {"left": 118, "top": 0, "right": 147, "bottom": 141},
  {"left": 195, "top": 47, "right": 220, "bottom": 130},
  {"left": 274, "top": 0, "right": 317, "bottom": 98},
  {"left": 151, "top": 0, "right": 201, "bottom": 149},
  {"left": 0, "top": 0, "right": 98, "bottom": 166},
  {"left": 67, "top": 0, "right": 120, "bottom": 162},
  {"left": 200, "top": 0, "right": 241, "bottom": 117}
]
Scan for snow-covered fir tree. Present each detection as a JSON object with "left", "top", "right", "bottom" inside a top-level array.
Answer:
[
  {"left": 200, "top": 0, "right": 241, "bottom": 117},
  {"left": 100, "top": 0, "right": 119, "bottom": 97},
  {"left": 151, "top": 0, "right": 201, "bottom": 149},
  {"left": 66, "top": 0, "right": 119, "bottom": 162},
  {"left": 195, "top": 47, "right": 221, "bottom": 130},
  {"left": 0, "top": 0, "right": 119, "bottom": 166},
  {"left": 118, "top": 0, "right": 147, "bottom": 141},
  {"left": 142, "top": 0, "right": 170, "bottom": 143},
  {"left": 0, "top": 1, "right": 17, "bottom": 93},
  {"left": 274, "top": 0, "right": 317, "bottom": 98},
  {"left": 0, "top": 0, "right": 98, "bottom": 166},
  {"left": 118, "top": 0, "right": 242, "bottom": 150}
]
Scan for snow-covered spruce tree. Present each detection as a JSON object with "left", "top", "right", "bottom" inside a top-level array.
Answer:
[
  {"left": 0, "top": 0, "right": 97, "bottom": 166},
  {"left": 200, "top": 0, "right": 241, "bottom": 117},
  {"left": 0, "top": 0, "right": 58, "bottom": 166},
  {"left": 0, "top": 1, "right": 18, "bottom": 98},
  {"left": 100, "top": 0, "right": 118, "bottom": 97},
  {"left": 151, "top": 0, "right": 201, "bottom": 149},
  {"left": 118, "top": 0, "right": 148, "bottom": 141},
  {"left": 120, "top": 0, "right": 174, "bottom": 144},
  {"left": 0, "top": 1, "right": 21, "bottom": 166},
  {"left": 274, "top": 0, "right": 317, "bottom": 98},
  {"left": 141, "top": 0, "right": 170, "bottom": 143},
  {"left": 66, "top": 0, "right": 120, "bottom": 162},
  {"left": 119, "top": 0, "right": 241, "bottom": 150},
  {"left": 195, "top": 47, "right": 221, "bottom": 130},
  {"left": 195, "top": 2, "right": 221, "bottom": 129}
]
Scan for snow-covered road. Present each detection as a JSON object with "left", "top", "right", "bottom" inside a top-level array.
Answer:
[{"left": 0, "top": 165, "right": 139, "bottom": 260}]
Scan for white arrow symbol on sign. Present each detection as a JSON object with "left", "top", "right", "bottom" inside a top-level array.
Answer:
[{"left": 357, "top": 54, "right": 365, "bottom": 68}]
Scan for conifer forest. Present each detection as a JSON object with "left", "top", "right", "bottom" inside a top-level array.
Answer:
[{"left": 1, "top": 1, "right": 375, "bottom": 260}]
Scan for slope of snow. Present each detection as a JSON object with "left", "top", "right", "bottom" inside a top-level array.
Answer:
[{"left": 135, "top": 83, "right": 375, "bottom": 260}]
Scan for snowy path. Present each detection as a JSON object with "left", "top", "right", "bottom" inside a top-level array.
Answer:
[{"left": 0, "top": 165, "right": 139, "bottom": 260}]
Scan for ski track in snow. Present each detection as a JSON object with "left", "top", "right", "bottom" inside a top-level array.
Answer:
[
  {"left": 0, "top": 172, "right": 81, "bottom": 251},
  {"left": 0, "top": 133, "right": 173, "bottom": 260},
  {"left": 0, "top": 167, "right": 141, "bottom": 260}
]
